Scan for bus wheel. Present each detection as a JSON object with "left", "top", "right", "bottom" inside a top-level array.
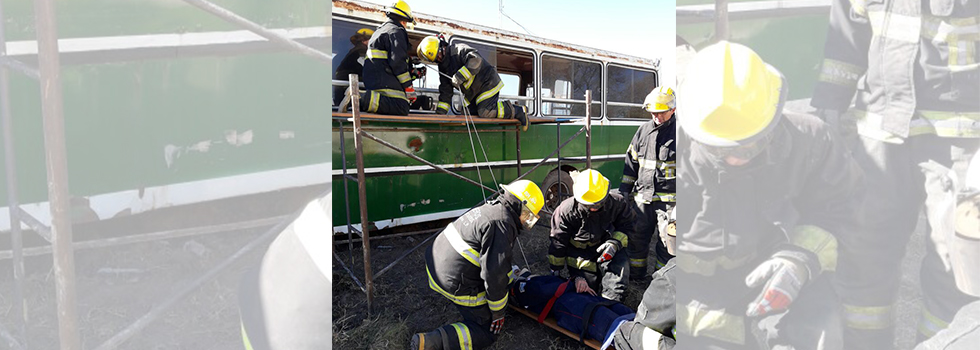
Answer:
[{"left": 541, "top": 169, "right": 574, "bottom": 214}]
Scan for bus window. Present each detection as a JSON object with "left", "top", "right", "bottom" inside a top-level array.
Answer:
[
  {"left": 542, "top": 54, "right": 601, "bottom": 117},
  {"left": 607, "top": 65, "right": 658, "bottom": 119},
  {"left": 454, "top": 39, "right": 536, "bottom": 115}
]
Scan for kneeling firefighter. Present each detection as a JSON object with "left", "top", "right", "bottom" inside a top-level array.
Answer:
[{"left": 411, "top": 180, "right": 544, "bottom": 350}]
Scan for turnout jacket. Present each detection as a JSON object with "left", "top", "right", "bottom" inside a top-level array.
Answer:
[
  {"left": 677, "top": 111, "right": 863, "bottom": 276},
  {"left": 810, "top": 0, "right": 980, "bottom": 141},
  {"left": 620, "top": 117, "right": 677, "bottom": 203},
  {"left": 435, "top": 43, "right": 505, "bottom": 114},
  {"left": 425, "top": 194, "right": 522, "bottom": 313},
  {"left": 549, "top": 193, "right": 635, "bottom": 273},
  {"left": 362, "top": 20, "right": 413, "bottom": 100}
]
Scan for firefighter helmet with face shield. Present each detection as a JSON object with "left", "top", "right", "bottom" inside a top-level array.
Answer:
[{"left": 501, "top": 180, "right": 543, "bottom": 230}]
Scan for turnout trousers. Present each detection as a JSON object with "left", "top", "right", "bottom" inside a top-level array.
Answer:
[{"left": 629, "top": 201, "right": 674, "bottom": 279}]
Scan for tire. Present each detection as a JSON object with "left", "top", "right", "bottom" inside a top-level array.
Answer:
[{"left": 541, "top": 169, "right": 574, "bottom": 214}]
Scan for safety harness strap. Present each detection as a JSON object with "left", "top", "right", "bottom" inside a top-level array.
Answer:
[{"left": 538, "top": 280, "right": 571, "bottom": 323}]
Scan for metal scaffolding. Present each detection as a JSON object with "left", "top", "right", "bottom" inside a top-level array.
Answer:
[
  {"left": 0, "top": 0, "right": 330, "bottom": 349},
  {"left": 335, "top": 77, "right": 595, "bottom": 314}
]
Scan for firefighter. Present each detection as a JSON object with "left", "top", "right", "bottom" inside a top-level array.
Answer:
[
  {"left": 675, "top": 41, "right": 863, "bottom": 349},
  {"left": 410, "top": 179, "right": 544, "bottom": 350},
  {"left": 333, "top": 28, "right": 374, "bottom": 106},
  {"left": 613, "top": 205, "right": 677, "bottom": 350},
  {"left": 621, "top": 86, "right": 676, "bottom": 280},
  {"left": 549, "top": 169, "right": 634, "bottom": 302},
  {"left": 416, "top": 35, "right": 530, "bottom": 131},
  {"left": 337, "top": 0, "right": 418, "bottom": 116},
  {"left": 810, "top": 0, "right": 980, "bottom": 346}
]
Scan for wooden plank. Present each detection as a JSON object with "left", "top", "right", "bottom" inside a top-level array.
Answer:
[
  {"left": 508, "top": 304, "right": 608, "bottom": 350},
  {"left": 332, "top": 112, "right": 567, "bottom": 125}
]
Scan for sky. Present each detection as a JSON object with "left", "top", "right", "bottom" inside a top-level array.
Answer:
[{"left": 357, "top": 0, "right": 678, "bottom": 85}]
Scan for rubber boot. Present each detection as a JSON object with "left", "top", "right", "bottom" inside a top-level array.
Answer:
[{"left": 409, "top": 329, "right": 443, "bottom": 350}]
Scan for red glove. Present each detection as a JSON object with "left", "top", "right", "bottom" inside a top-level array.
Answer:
[{"left": 405, "top": 86, "right": 418, "bottom": 104}]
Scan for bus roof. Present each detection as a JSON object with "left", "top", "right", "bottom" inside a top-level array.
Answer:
[{"left": 333, "top": 0, "right": 659, "bottom": 69}]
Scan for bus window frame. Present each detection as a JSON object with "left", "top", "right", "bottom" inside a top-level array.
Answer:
[
  {"left": 539, "top": 52, "right": 604, "bottom": 119},
  {"left": 605, "top": 63, "right": 659, "bottom": 121},
  {"left": 449, "top": 36, "right": 538, "bottom": 117}
]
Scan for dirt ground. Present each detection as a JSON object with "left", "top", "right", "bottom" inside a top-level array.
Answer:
[
  {"left": 0, "top": 185, "right": 327, "bottom": 350},
  {"left": 333, "top": 213, "right": 928, "bottom": 350}
]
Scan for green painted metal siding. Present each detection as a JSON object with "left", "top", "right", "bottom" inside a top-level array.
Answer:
[
  {"left": 331, "top": 121, "right": 641, "bottom": 227},
  {"left": 0, "top": 0, "right": 331, "bottom": 207}
]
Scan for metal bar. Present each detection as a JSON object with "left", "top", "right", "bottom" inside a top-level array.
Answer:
[
  {"left": 333, "top": 252, "right": 366, "bottom": 293},
  {"left": 716, "top": 0, "right": 730, "bottom": 41},
  {"left": 91, "top": 209, "right": 298, "bottom": 350},
  {"left": 331, "top": 81, "right": 535, "bottom": 102},
  {"left": 179, "top": 0, "right": 331, "bottom": 65},
  {"left": 374, "top": 231, "right": 438, "bottom": 279},
  {"left": 0, "top": 320, "right": 24, "bottom": 350},
  {"left": 339, "top": 118, "right": 355, "bottom": 266},
  {"left": 34, "top": 0, "right": 81, "bottom": 348},
  {"left": 585, "top": 90, "right": 592, "bottom": 169},
  {"left": 516, "top": 124, "right": 522, "bottom": 175},
  {"left": 333, "top": 228, "right": 441, "bottom": 245},
  {"left": 15, "top": 206, "right": 53, "bottom": 242},
  {"left": 0, "top": 215, "right": 285, "bottom": 260},
  {"left": 557, "top": 119, "right": 562, "bottom": 205},
  {"left": 514, "top": 126, "right": 587, "bottom": 182},
  {"left": 361, "top": 131, "right": 496, "bottom": 193},
  {"left": 336, "top": 127, "right": 518, "bottom": 134},
  {"left": 0, "top": 0, "right": 27, "bottom": 343},
  {"left": 0, "top": 56, "right": 39, "bottom": 80},
  {"left": 350, "top": 74, "right": 376, "bottom": 315},
  {"left": 606, "top": 101, "right": 644, "bottom": 107},
  {"left": 542, "top": 97, "right": 601, "bottom": 105}
]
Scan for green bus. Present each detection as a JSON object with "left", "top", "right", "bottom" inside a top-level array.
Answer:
[
  {"left": 0, "top": 0, "right": 330, "bottom": 231},
  {"left": 332, "top": 0, "right": 660, "bottom": 234}
]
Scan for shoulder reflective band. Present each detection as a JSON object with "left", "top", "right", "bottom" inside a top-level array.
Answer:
[
  {"left": 488, "top": 294, "right": 508, "bottom": 312},
  {"left": 451, "top": 322, "right": 474, "bottom": 350},
  {"left": 476, "top": 81, "right": 504, "bottom": 105},
  {"left": 397, "top": 71, "right": 412, "bottom": 84},
  {"left": 368, "top": 49, "right": 388, "bottom": 60},
  {"left": 437, "top": 101, "right": 450, "bottom": 111},
  {"left": 427, "top": 265, "right": 488, "bottom": 306},
  {"left": 443, "top": 224, "right": 482, "bottom": 267}
]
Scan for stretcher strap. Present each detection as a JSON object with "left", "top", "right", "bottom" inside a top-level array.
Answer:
[
  {"left": 538, "top": 280, "right": 571, "bottom": 323},
  {"left": 580, "top": 301, "right": 618, "bottom": 343}
]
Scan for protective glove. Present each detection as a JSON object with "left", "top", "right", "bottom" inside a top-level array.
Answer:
[
  {"left": 490, "top": 310, "right": 505, "bottom": 334},
  {"left": 410, "top": 66, "right": 426, "bottom": 80},
  {"left": 451, "top": 73, "right": 465, "bottom": 88},
  {"left": 574, "top": 277, "right": 597, "bottom": 296},
  {"left": 745, "top": 256, "right": 810, "bottom": 317},
  {"left": 405, "top": 86, "right": 418, "bottom": 104},
  {"left": 596, "top": 240, "right": 622, "bottom": 263},
  {"left": 550, "top": 268, "right": 563, "bottom": 278}
]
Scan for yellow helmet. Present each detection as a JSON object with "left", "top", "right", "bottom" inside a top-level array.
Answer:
[
  {"left": 643, "top": 86, "right": 676, "bottom": 113},
  {"left": 678, "top": 41, "right": 786, "bottom": 147},
  {"left": 357, "top": 28, "right": 375, "bottom": 36},
  {"left": 350, "top": 28, "right": 375, "bottom": 44},
  {"left": 502, "top": 180, "right": 544, "bottom": 215},
  {"left": 572, "top": 169, "right": 609, "bottom": 206},
  {"left": 417, "top": 35, "right": 441, "bottom": 62},
  {"left": 386, "top": 0, "right": 416, "bottom": 26}
]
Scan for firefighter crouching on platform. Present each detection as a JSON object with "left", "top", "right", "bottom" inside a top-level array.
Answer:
[
  {"left": 613, "top": 205, "right": 677, "bottom": 350},
  {"left": 416, "top": 35, "right": 531, "bottom": 131},
  {"left": 549, "top": 169, "right": 634, "bottom": 302},
  {"left": 675, "top": 41, "right": 863, "bottom": 349},
  {"left": 810, "top": 0, "right": 980, "bottom": 346},
  {"left": 333, "top": 28, "right": 374, "bottom": 106},
  {"left": 338, "top": 0, "right": 419, "bottom": 116},
  {"left": 621, "top": 86, "right": 677, "bottom": 280},
  {"left": 411, "top": 180, "right": 544, "bottom": 350}
]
